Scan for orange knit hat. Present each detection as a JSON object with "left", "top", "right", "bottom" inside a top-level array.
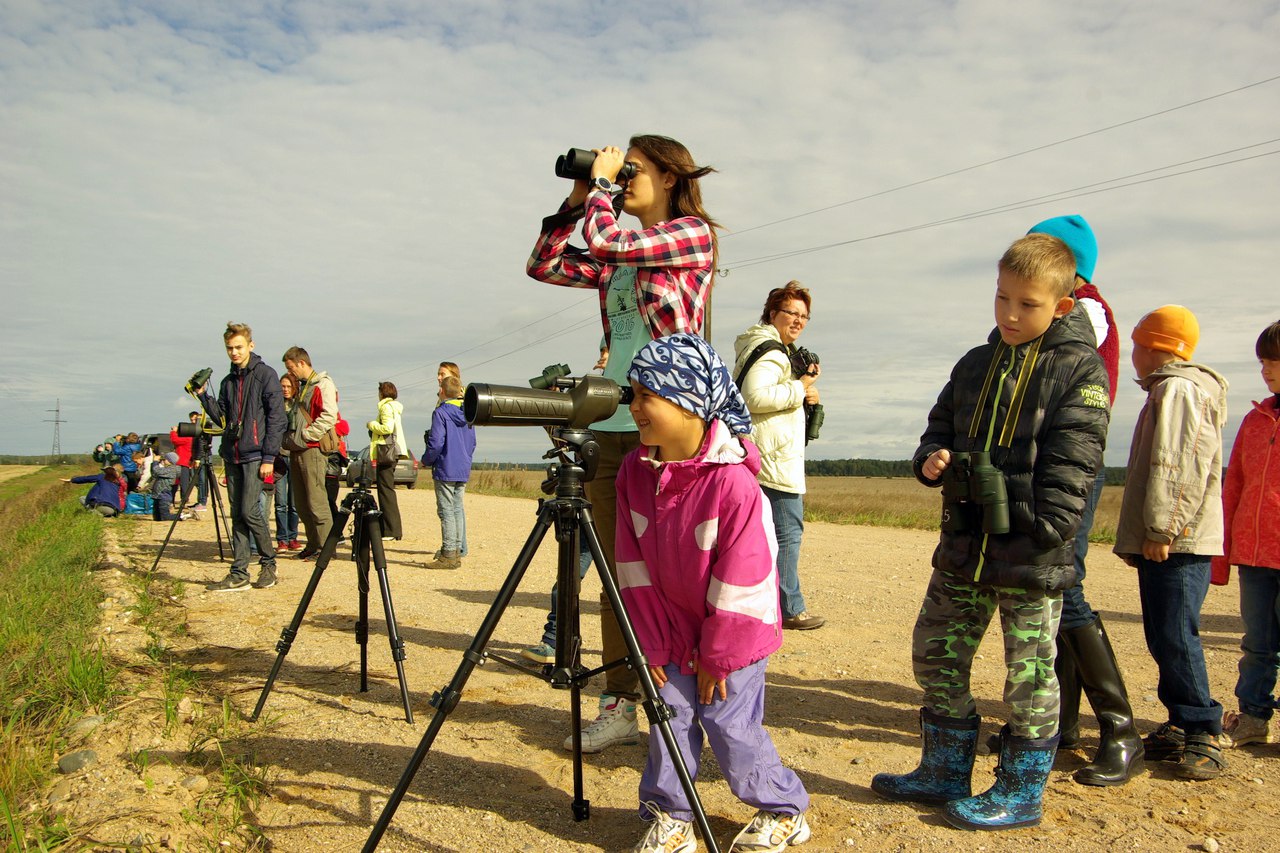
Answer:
[{"left": 1132, "top": 305, "right": 1199, "bottom": 358}]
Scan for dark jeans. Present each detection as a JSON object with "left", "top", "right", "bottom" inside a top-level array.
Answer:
[
  {"left": 1061, "top": 469, "right": 1105, "bottom": 631},
  {"left": 274, "top": 467, "right": 299, "bottom": 544},
  {"left": 152, "top": 497, "right": 179, "bottom": 521},
  {"left": 226, "top": 461, "right": 276, "bottom": 580},
  {"left": 1136, "top": 553, "right": 1222, "bottom": 734},
  {"left": 1236, "top": 565, "right": 1280, "bottom": 720}
]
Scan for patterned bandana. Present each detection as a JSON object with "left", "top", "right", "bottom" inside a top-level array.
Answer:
[{"left": 627, "top": 334, "right": 753, "bottom": 435}]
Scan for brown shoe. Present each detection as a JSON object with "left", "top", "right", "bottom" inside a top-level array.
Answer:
[
  {"left": 783, "top": 611, "right": 825, "bottom": 630},
  {"left": 427, "top": 550, "right": 461, "bottom": 570}
]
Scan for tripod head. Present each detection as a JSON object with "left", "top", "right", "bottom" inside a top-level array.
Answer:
[
  {"left": 342, "top": 477, "right": 381, "bottom": 514},
  {"left": 540, "top": 428, "right": 600, "bottom": 497}
]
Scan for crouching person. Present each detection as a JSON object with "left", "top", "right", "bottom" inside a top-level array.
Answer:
[{"left": 871, "top": 233, "right": 1109, "bottom": 830}]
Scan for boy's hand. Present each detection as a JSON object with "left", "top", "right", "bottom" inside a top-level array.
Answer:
[
  {"left": 922, "top": 449, "right": 952, "bottom": 481},
  {"left": 692, "top": 660, "right": 727, "bottom": 704},
  {"left": 648, "top": 665, "right": 667, "bottom": 689},
  {"left": 1142, "top": 539, "right": 1171, "bottom": 562}
]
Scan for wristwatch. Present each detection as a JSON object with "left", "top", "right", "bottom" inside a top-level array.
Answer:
[{"left": 591, "top": 176, "right": 612, "bottom": 192}]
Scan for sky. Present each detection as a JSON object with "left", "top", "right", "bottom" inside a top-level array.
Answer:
[{"left": 2, "top": 1, "right": 1277, "bottom": 466}]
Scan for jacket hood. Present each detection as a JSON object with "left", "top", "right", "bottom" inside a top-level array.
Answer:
[
  {"left": 437, "top": 398, "right": 467, "bottom": 426},
  {"left": 734, "top": 323, "right": 782, "bottom": 361},
  {"left": 1138, "top": 360, "right": 1230, "bottom": 396},
  {"left": 985, "top": 300, "right": 1098, "bottom": 352},
  {"left": 380, "top": 398, "right": 404, "bottom": 416}
]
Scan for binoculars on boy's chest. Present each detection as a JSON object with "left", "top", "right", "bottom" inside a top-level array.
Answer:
[{"left": 940, "top": 451, "right": 1010, "bottom": 535}]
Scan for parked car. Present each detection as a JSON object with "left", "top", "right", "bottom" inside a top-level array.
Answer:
[{"left": 344, "top": 447, "right": 419, "bottom": 489}]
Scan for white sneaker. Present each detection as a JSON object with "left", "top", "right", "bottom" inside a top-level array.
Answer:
[
  {"left": 562, "top": 694, "right": 639, "bottom": 753},
  {"left": 633, "top": 802, "right": 696, "bottom": 853},
  {"left": 730, "top": 810, "right": 811, "bottom": 852}
]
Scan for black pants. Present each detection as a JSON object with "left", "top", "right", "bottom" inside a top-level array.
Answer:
[{"left": 375, "top": 463, "right": 402, "bottom": 538}]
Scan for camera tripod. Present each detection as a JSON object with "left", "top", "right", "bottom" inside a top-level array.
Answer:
[
  {"left": 362, "top": 428, "right": 719, "bottom": 853},
  {"left": 251, "top": 479, "right": 413, "bottom": 723},
  {"left": 149, "top": 446, "right": 232, "bottom": 573}
]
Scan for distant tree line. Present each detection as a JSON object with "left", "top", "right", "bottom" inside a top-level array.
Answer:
[{"left": 805, "top": 458, "right": 1128, "bottom": 485}]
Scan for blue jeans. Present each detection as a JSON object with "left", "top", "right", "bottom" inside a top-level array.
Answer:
[
  {"left": 434, "top": 480, "right": 467, "bottom": 555},
  {"left": 762, "top": 486, "right": 806, "bottom": 618},
  {"left": 226, "top": 461, "right": 276, "bottom": 579},
  {"left": 1236, "top": 565, "right": 1280, "bottom": 720},
  {"left": 540, "top": 541, "right": 594, "bottom": 646},
  {"left": 1136, "top": 553, "right": 1222, "bottom": 734},
  {"left": 1061, "top": 469, "right": 1105, "bottom": 631},
  {"left": 274, "top": 467, "right": 299, "bottom": 544}
]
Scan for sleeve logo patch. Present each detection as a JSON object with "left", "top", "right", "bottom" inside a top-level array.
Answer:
[{"left": 1079, "top": 385, "right": 1109, "bottom": 409}]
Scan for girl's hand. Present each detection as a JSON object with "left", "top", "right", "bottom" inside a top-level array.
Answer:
[
  {"left": 691, "top": 659, "right": 727, "bottom": 705},
  {"left": 922, "top": 449, "right": 952, "bottom": 481},
  {"left": 590, "top": 146, "right": 625, "bottom": 183},
  {"left": 648, "top": 665, "right": 667, "bottom": 689}
]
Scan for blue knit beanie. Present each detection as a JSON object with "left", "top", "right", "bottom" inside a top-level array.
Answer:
[{"left": 1027, "top": 214, "right": 1097, "bottom": 282}]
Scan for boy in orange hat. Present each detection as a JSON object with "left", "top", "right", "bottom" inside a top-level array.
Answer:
[{"left": 1114, "top": 305, "right": 1230, "bottom": 780}]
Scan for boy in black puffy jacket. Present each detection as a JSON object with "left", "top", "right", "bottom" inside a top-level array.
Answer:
[{"left": 872, "top": 233, "right": 1109, "bottom": 831}]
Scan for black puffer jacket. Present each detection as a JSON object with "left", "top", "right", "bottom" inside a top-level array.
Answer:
[{"left": 913, "top": 304, "right": 1109, "bottom": 591}]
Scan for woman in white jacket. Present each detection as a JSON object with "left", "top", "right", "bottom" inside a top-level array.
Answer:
[
  {"left": 368, "top": 381, "right": 409, "bottom": 541},
  {"left": 732, "top": 281, "right": 825, "bottom": 630}
]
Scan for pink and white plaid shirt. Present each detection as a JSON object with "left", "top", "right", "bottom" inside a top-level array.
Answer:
[{"left": 527, "top": 188, "right": 715, "bottom": 343}]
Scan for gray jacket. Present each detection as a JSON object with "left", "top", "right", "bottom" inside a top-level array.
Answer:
[{"left": 1114, "top": 361, "right": 1228, "bottom": 558}]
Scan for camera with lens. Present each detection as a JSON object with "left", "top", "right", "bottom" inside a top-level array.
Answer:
[
  {"left": 786, "top": 346, "right": 824, "bottom": 443},
  {"left": 939, "top": 450, "right": 1010, "bottom": 535},
  {"left": 530, "top": 363, "right": 571, "bottom": 390},
  {"left": 554, "top": 148, "right": 637, "bottom": 182}
]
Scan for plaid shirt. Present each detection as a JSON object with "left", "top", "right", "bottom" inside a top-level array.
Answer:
[{"left": 527, "top": 188, "right": 714, "bottom": 343}]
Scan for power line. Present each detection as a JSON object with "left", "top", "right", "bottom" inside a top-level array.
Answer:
[
  {"left": 722, "top": 144, "right": 1280, "bottom": 271},
  {"left": 725, "top": 73, "right": 1280, "bottom": 240}
]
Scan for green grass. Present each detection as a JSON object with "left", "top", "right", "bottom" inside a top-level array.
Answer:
[{"left": 0, "top": 467, "right": 112, "bottom": 849}]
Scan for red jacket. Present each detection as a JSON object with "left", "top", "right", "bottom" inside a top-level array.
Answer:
[
  {"left": 1212, "top": 395, "right": 1280, "bottom": 583},
  {"left": 169, "top": 429, "right": 193, "bottom": 467}
]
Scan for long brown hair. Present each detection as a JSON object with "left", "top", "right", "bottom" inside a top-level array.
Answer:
[{"left": 629, "top": 134, "right": 720, "bottom": 279}]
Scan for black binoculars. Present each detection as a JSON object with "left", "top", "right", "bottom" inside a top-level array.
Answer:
[
  {"left": 939, "top": 450, "right": 1010, "bottom": 535},
  {"left": 555, "top": 148, "right": 637, "bottom": 182}
]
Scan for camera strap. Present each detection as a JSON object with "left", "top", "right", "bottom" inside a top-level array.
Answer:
[{"left": 733, "top": 340, "right": 789, "bottom": 388}]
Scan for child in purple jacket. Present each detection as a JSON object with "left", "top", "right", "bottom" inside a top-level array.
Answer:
[{"left": 618, "top": 334, "right": 810, "bottom": 853}]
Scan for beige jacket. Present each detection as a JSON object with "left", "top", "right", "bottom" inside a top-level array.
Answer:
[
  {"left": 732, "top": 323, "right": 807, "bottom": 494},
  {"left": 1114, "top": 361, "right": 1228, "bottom": 558}
]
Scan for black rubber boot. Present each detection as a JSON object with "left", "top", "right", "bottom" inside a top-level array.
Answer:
[
  {"left": 1055, "top": 635, "right": 1082, "bottom": 751},
  {"left": 1058, "top": 617, "right": 1145, "bottom": 786}
]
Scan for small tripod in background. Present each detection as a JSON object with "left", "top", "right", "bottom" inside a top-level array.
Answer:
[
  {"left": 362, "top": 427, "right": 720, "bottom": 853},
  {"left": 150, "top": 443, "right": 232, "bottom": 573},
  {"left": 251, "top": 478, "right": 413, "bottom": 723}
]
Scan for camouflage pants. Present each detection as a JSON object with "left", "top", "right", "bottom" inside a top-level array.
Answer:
[{"left": 912, "top": 569, "right": 1062, "bottom": 739}]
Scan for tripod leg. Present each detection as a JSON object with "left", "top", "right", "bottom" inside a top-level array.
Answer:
[
  {"left": 578, "top": 506, "right": 722, "bottom": 853},
  {"left": 355, "top": 521, "right": 370, "bottom": 695},
  {"left": 365, "top": 510, "right": 413, "bottom": 724},
  {"left": 362, "top": 502, "right": 557, "bottom": 852},
  {"left": 207, "top": 464, "right": 232, "bottom": 561},
  {"left": 250, "top": 507, "right": 352, "bottom": 721}
]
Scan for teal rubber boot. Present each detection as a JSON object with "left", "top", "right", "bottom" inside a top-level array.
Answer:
[
  {"left": 872, "top": 708, "right": 981, "bottom": 804},
  {"left": 944, "top": 725, "right": 1058, "bottom": 830}
]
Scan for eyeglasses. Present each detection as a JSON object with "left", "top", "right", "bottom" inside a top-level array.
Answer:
[{"left": 776, "top": 308, "right": 810, "bottom": 322}]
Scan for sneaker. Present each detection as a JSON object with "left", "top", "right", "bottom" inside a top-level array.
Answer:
[
  {"left": 191, "top": 504, "right": 208, "bottom": 512},
  {"left": 1143, "top": 722, "right": 1186, "bottom": 762},
  {"left": 563, "top": 694, "right": 640, "bottom": 753},
  {"left": 633, "top": 803, "right": 695, "bottom": 853},
  {"left": 782, "top": 611, "right": 825, "bottom": 631},
  {"left": 252, "top": 565, "right": 277, "bottom": 589},
  {"left": 520, "top": 642, "right": 556, "bottom": 665},
  {"left": 382, "top": 536, "right": 396, "bottom": 542},
  {"left": 1174, "top": 732, "right": 1227, "bottom": 781},
  {"left": 208, "top": 574, "right": 251, "bottom": 593},
  {"left": 179, "top": 511, "right": 194, "bottom": 521},
  {"left": 731, "top": 810, "right": 811, "bottom": 852},
  {"left": 1222, "top": 711, "right": 1271, "bottom": 748},
  {"left": 287, "top": 539, "right": 303, "bottom": 551},
  {"left": 427, "top": 550, "right": 462, "bottom": 570},
  {"left": 297, "top": 547, "right": 319, "bottom": 561}
]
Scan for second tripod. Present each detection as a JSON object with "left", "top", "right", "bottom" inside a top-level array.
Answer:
[{"left": 252, "top": 479, "right": 413, "bottom": 723}]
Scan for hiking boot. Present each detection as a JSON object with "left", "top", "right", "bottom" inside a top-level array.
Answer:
[
  {"left": 520, "top": 642, "right": 556, "bottom": 665},
  {"left": 563, "top": 694, "right": 639, "bottom": 753},
  {"left": 633, "top": 803, "right": 695, "bottom": 853},
  {"left": 252, "top": 564, "right": 277, "bottom": 589},
  {"left": 1174, "top": 732, "right": 1227, "bottom": 781},
  {"left": 730, "top": 810, "right": 811, "bottom": 852},
  {"left": 1222, "top": 711, "right": 1271, "bottom": 748},
  {"left": 427, "top": 550, "right": 462, "bottom": 570},
  {"left": 208, "top": 574, "right": 250, "bottom": 593},
  {"left": 1143, "top": 723, "right": 1186, "bottom": 762},
  {"left": 782, "top": 611, "right": 825, "bottom": 630}
]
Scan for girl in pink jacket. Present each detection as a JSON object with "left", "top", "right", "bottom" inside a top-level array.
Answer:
[
  {"left": 1213, "top": 320, "right": 1280, "bottom": 748},
  {"left": 618, "top": 334, "right": 810, "bottom": 853}
]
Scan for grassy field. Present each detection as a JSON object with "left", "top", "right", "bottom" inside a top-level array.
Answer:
[{"left": 468, "top": 469, "right": 1121, "bottom": 543}]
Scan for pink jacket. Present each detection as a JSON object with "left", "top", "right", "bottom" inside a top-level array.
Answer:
[
  {"left": 616, "top": 419, "right": 782, "bottom": 682},
  {"left": 1212, "top": 395, "right": 1280, "bottom": 584}
]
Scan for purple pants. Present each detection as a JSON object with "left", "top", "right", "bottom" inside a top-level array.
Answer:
[{"left": 640, "top": 658, "right": 809, "bottom": 821}]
